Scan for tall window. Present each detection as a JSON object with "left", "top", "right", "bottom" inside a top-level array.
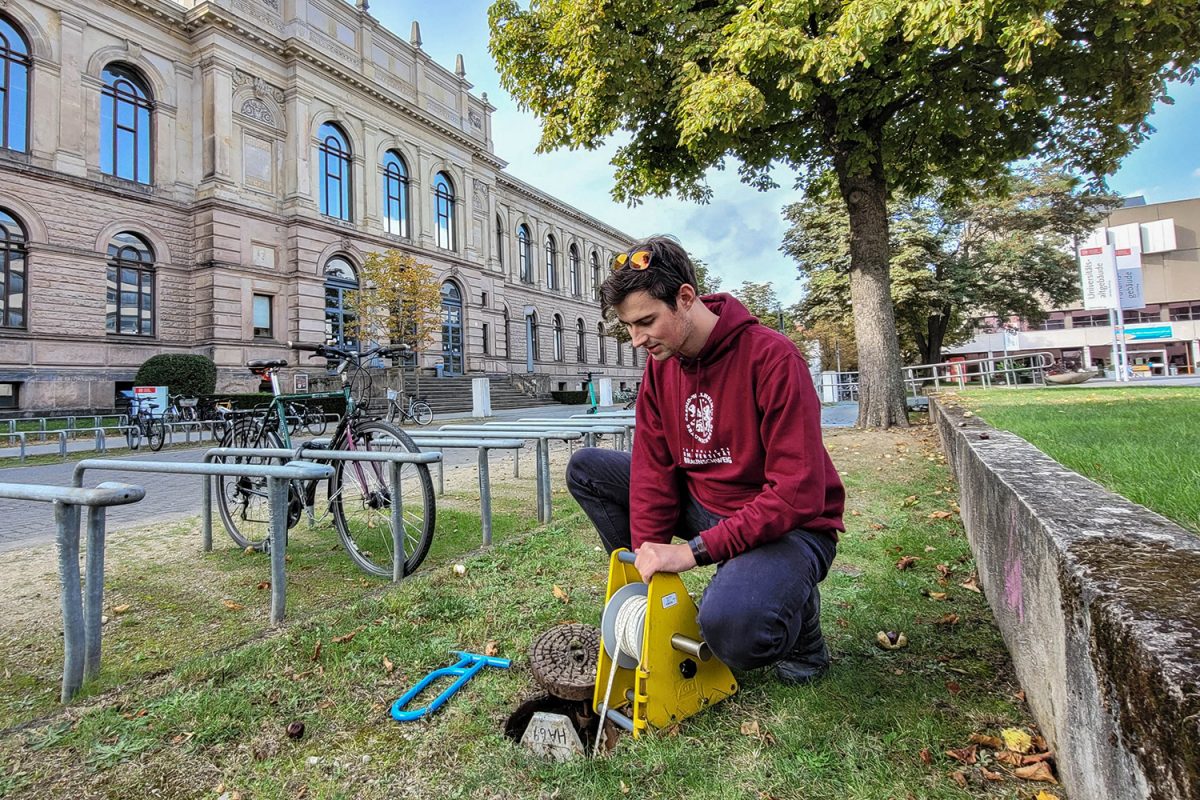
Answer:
[
  {"left": 597, "top": 322, "right": 606, "bottom": 364},
  {"left": 545, "top": 235, "right": 558, "bottom": 290},
  {"left": 100, "top": 64, "right": 152, "bottom": 184},
  {"left": 568, "top": 245, "right": 583, "bottom": 298},
  {"left": 382, "top": 150, "right": 409, "bottom": 236},
  {"left": 495, "top": 215, "right": 504, "bottom": 268},
  {"left": 517, "top": 224, "right": 532, "bottom": 283},
  {"left": 324, "top": 256, "right": 358, "bottom": 349},
  {"left": 576, "top": 318, "right": 585, "bottom": 363},
  {"left": 0, "top": 209, "right": 26, "bottom": 328},
  {"left": 0, "top": 16, "right": 30, "bottom": 153},
  {"left": 553, "top": 314, "right": 564, "bottom": 361},
  {"left": 591, "top": 251, "right": 601, "bottom": 301},
  {"left": 318, "top": 123, "right": 352, "bottom": 221},
  {"left": 529, "top": 312, "right": 540, "bottom": 360},
  {"left": 252, "top": 294, "right": 273, "bottom": 339},
  {"left": 105, "top": 232, "right": 154, "bottom": 336},
  {"left": 503, "top": 307, "right": 511, "bottom": 358},
  {"left": 434, "top": 171, "right": 455, "bottom": 250},
  {"left": 617, "top": 340, "right": 624, "bottom": 365}
]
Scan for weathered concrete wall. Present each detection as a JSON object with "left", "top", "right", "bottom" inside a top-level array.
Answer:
[{"left": 932, "top": 400, "right": 1200, "bottom": 799}]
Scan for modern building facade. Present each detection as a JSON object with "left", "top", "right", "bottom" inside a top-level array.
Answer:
[
  {"left": 944, "top": 196, "right": 1200, "bottom": 376},
  {"left": 0, "top": 0, "right": 642, "bottom": 412}
]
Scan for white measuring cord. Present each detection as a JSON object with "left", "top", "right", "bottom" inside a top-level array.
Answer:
[{"left": 594, "top": 594, "right": 648, "bottom": 756}]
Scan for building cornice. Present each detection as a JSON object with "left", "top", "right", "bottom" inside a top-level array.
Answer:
[{"left": 496, "top": 173, "right": 633, "bottom": 245}]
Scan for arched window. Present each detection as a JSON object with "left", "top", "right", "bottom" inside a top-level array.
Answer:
[
  {"left": 441, "top": 281, "right": 464, "bottom": 375},
  {"left": 324, "top": 256, "right": 358, "bottom": 349},
  {"left": 0, "top": 16, "right": 31, "bottom": 153},
  {"left": 591, "top": 251, "right": 601, "bottom": 301},
  {"left": 529, "top": 311, "right": 540, "bottom": 361},
  {"left": 553, "top": 314, "right": 564, "bottom": 362},
  {"left": 101, "top": 64, "right": 153, "bottom": 184},
  {"left": 0, "top": 209, "right": 26, "bottom": 328},
  {"left": 517, "top": 224, "right": 532, "bottom": 283},
  {"left": 569, "top": 245, "right": 581, "bottom": 297},
  {"left": 502, "top": 307, "right": 511, "bottom": 359},
  {"left": 576, "top": 318, "right": 585, "bottom": 363},
  {"left": 105, "top": 232, "right": 154, "bottom": 335},
  {"left": 597, "top": 321, "right": 607, "bottom": 365},
  {"left": 318, "top": 123, "right": 352, "bottom": 221},
  {"left": 495, "top": 215, "right": 504, "bottom": 268},
  {"left": 545, "top": 235, "right": 558, "bottom": 290},
  {"left": 434, "top": 171, "right": 455, "bottom": 250},
  {"left": 382, "top": 150, "right": 408, "bottom": 236}
]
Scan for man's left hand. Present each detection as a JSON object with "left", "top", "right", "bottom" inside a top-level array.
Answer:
[{"left": 633, "top": 542, "right": 696, "bottom": 583}]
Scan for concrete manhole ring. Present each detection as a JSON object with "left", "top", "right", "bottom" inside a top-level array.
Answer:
[{"left": 529, "top": 623, "right": 601, "bottom": 701}]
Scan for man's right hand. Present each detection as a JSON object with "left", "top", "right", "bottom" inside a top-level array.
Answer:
[{"left": 633, "top": 542, "right": 696, "bottom": 583}]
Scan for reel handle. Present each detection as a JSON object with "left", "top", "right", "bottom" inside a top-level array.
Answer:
[{"left": 617, "top": 549, "right": 637, "bottom": 565}]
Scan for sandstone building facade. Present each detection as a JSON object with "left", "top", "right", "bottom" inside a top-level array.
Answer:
[{"left": 0, "top": 0, "right": 641, "bottom": 412}]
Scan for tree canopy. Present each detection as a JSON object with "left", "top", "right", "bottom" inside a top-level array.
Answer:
[
  {"left": 490, "top": 0, "right": 1200, "bottom": 428},
  {"left": 783, "top": 166, "right": 1117, "bottom": 365}
]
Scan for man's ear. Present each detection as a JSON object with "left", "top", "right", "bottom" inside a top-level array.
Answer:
[{"left": 677, "top": 283, "right": 698, "bottom": 309}]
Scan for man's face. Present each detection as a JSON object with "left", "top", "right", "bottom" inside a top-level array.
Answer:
[{"left": 614, "top": 290, "right": 693, "bottom": 361}]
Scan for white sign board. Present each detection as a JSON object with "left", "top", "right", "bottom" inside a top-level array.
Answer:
[
  {"left": 1079, "top": 245, "right": 1119, "bottom": 310},
  {"left": 132, "top": 385, "right": 169, "bottom": 417},
  {"left": 1112, "top": 246, "right": 1145, "bottom": 310}
]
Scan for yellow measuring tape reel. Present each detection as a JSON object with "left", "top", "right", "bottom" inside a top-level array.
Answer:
[{"left": 593, "top": 549, "right": 738, "bottom": 743}]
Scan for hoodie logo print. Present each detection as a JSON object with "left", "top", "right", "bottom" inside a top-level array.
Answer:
[{"left": 685, "top": 392, "right": 714, "bottom": 444}]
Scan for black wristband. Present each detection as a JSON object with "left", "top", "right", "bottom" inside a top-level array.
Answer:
[{"left": 689, "top": 535, "right": 714, "bottom": 567}]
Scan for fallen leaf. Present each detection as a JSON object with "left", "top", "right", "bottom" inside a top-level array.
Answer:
[
  {"left": 256, "top": 581, "right": 271, "bottom": 591},
  {"left": 934, "top": 613, "right": 960, "bottom": 625},
  {"left": 996, "top": 750, "right": 1024, "bottom": 766},
  {"left": 1014, "top": 761, "right": 1058, "bottom": 784},
  {"left": 936, "top": 563, "right": 952, "bottom": 578},
  {"left": 552, "top": 585, "right": 569, "bottom": 603},
  {"left": 945, "top": 680, "right": 961, "bottom": 695},
  {"left": 850, "top": 509, "right": 861, "bottom": 516},
  {"left": 112, "top": 604, "right": 131, "bottom": 615},
  {"left": 1031, "top": 734, "right": 1048, "bottom": 751},
  {"left": 484, "top": 641, "right": 500, "bottom": 657},
  {"left": 928, "top": 511, "right": 953, "bottom": 520},
  {"left": 1036, "top": 791, "right": 1061, "bottom": 800},
  {"left": 959, "top": 576, "right": 981, "bottom": 593},
  {"left": 453, "top": 563, "right": 467, "bottom": 576},
  {"left": 383, "top": 656, "right": 394, "bottom": 674},
  {"left": 1001, "top": 727, "right": 1033, "bottom": 754},
  {"left": 740, "top": 720, "right": 761, "bottom": 736},
  {"left": 919, "top": 747, "right": 932, "bottom": 765},
  {"left": 835, "top": 617, "right": 849, "bottom": 628},
  {"left": 1022, "top": 751, "right": 1055, "bottom": 765},
  {"left": 619, "top": 781, "right": 630, "bottom": 795},
  {"left": 924, "top": 545, "right": 937, "bottom": 552},
  {"left": 869, "top": 523, "right": 886, "bottom": 531},
  {"left": 950, "top": 770, "right": 968, "bottom": 788},
  {"left": 927, "top": 591, "right": 948, "bottom": 601},
  {"left": 968, "top": 733, "right": 1004, "bottom": 749},
  {"left": 945, "top": 745, "right": 977, "bottom": 764},
  {"left": 222, "top": 600, "right": 244, "bottom": 611},
  {"left": 1015, "top": 690, "right": 1027, "bottom": 703},
  {"left": 311, "top": 641, "right": 322, "bottom": 662},
  {"left": 981, "top": 767, "right": 1005, "bottom": 782},
  {"left": 896, "top": 556, "right": 919, "bottom": 570},
  {"left": 875, "top": 631, "right": 908, "bottom": 650},
  {"left": 331, "top": 625, "right": 365, "bottom": 644},
  {"left": 901, "top": 495, "right": 919, "bottom": 507}
]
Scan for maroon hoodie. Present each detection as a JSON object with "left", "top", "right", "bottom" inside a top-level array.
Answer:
[{"left": 631, "top": 294, "right": 844, "bottom": 562}]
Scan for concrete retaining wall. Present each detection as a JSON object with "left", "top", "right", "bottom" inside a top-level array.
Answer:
[{"left": 932, "top": 400, "right": 1200, "bottom": 799}]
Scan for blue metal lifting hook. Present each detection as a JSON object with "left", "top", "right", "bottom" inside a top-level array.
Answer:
[{"left": 390, "top": 651, "right": 511, "bottom": 722}]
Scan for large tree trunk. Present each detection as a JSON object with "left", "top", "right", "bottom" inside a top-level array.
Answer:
[{"left": 836, "top": 158, "right": 909, "bottom": 429}]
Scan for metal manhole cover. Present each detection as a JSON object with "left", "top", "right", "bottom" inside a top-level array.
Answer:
[{"left": 529, "top": 623, "right": 601, "bottom": 701}]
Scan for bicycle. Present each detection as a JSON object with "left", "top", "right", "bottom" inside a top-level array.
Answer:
[
  {"left": 125, "top": 396, "right": 166, "bottom": 452},
  {"left": 384, "top": 389, "right": 434, "bottom": 426},
  {"left": 285, "top": 399, "right": 329, "bottom": 437},
  {"left": 213, "top": 341, "right": 435, "bottom": 578}
]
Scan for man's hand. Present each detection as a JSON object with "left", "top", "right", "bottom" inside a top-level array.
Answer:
[{"left": 633, "top": 542, "right": 696, "bottom": 583}]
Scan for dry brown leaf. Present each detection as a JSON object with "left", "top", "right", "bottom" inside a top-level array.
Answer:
[
  {"left": 619, "top": 781, "right": 630, "bottom": 795},
  {"left": 112, "top": 604, "right": 131, "bottom": 615},
  {"left": 869, "top": 523, "right": 886, "bottom": 531},
  {"left": 935, "top": 563, "right": 952, "bottom": 578},
  {"left": 945, "top": 680, "right": 961, "bottom": 695},
  {"left": 1032, "top": 734, "right": 1048, "bottom": 751},
  {"left": 896, "top": 555, "right": 919, "bottom": 570},
  {"left": 981, "top": 767, "right": 1005, "bottom": 782},
  {"left": 1022, "top": 751, "right": 1055, "bottom": 765},
  {"left": 950, "top": 771, "right": 968, "bottom": 788},
  {"left": 924, "top": 545, "right": 937, "bottom": 552},
  {"left": 484, "top": 641, "right": 500, "bottom": 657},
  {"left": 927, "top": 591, "right": 948, "bottom": 601},
  {"left": 968, "top": 733, "right": 1004, "bottom": 749},
  {"left": 959, "top": 577, "right": 981, "bottom": 593},
  {"left": 919, "top": 747, "right": 932, "bottom": 765},
  {"left": 901, "top": 495, "right": 919, "bottom": 506},
  {"left": 850, "top": 509, "right": 861, "bottom": 516},
  {"left": 928, "top": 511, "right": 953, "bottom": 520},
  {"left": 383, "top": 655, "right": 394, "bottom": 674},
  {"left": 944, "top": 745, "right": 977, "bottom": 765},
  {"left": 222, "top": 600, "right": 244, "bottom": 611},
  {"left": 331, "top": 625, "right": 365, "bottom": 644},
  {"left": 552, "top": 585, "right": 570, "bottom": 603},
  {"left": 1015, "top": 690, "right": 1027, "bottom": 703},
  {"left": 835, "top": 617, "right": 849, "bottom": 628},
  {"left": 996, "top": 750, "right": 1024, "bottom": 766},
  {"left": 740, "top": 720, "right": 761, "bottom": 736},
  {"left": 1014, "top": 762, "right": 1058, "bottom": 784},
  {"left": 256, "top": 581, "right": 270, "bottom": 591},
  {"left": 310, "top": 641, "right": 322, "bottom": 662},
  {"left": 934, "top": 613, "right": 960, "bottom": 625}
]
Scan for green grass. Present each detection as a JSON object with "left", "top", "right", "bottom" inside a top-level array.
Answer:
[
  {"left": 957, "top": 386, "right": 1200, "bottom": 534},
  {"left": 0, "top": 432, "right": 1052, "bottom": 799}
]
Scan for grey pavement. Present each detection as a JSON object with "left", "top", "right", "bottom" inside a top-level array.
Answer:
[{"left": 0, "top": 400, "right": 861, "bottom": 553}]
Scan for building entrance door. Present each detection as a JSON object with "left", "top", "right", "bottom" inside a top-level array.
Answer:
[{"left": 441, "top": 282, "right": 463, "bottom": 376}]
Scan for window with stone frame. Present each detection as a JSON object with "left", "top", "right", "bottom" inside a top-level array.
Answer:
[
  {"left": 0, "top": 15, "right": 31, "bottom": 153},
  {"left": 382, "top": 150, "right": 409, "bottom": 236},
  {"left": 434, "top": 172, "right": 455, "bottom": 250},
  {"left": 591, "top": 251, "right": 601, "bottom": 301},
  {"left": 569, "top": 244, "right": 581, "bottom": 296},
  {"left": 517, "top": 224, "right": 532, "bottom": 283},
  {"left": 576, "top": 318, "right": 586, "bottom": 362},
  {"left": 552, "top": 314, "right": 564, "bottom": 361},
  {"left": 0, "top": 208, "right": 26, "bottom": 328},
  {"left": 318, "top": 122, "right": 353, "bottom": 221},
  {"left": 324, "top": 256, "right": 358, "bottom": 349},
  {"left": 545, "top": 235, "right": 558, "bottom": 290},
  {"left": 100, "top": 64, "right": 153, "bottom": 184},
  {"left": 105, "top": 232, "right": 155, "bottom": 336}
]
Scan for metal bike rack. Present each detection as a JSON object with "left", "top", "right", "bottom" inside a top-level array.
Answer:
[
  {"left": 202, "top": 446, "right": 441, "bottom": 582},
  {"left": 0, "top": 481, "right": 146, "bottom": 702},
  {"left": 73, "top": 458, "right": 334, "bottom": 631}
]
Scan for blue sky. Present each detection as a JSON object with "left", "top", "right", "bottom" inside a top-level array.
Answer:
[{"left": 369, "top": 3, "right": 1200, "bottom": 306}]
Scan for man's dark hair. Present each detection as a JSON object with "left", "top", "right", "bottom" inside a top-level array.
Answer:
[{"left": 600, "top": 235, "right": 698, "bottom": 318}]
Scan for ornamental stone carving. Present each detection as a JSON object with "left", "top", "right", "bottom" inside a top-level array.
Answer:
[
  {"left": 232, "top": 68, "right": 285, "bottom": 104},
  {"left": 240, "top": 98, "right": 274, "bottom": 126}
]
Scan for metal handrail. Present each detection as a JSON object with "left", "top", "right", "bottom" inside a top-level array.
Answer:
[{"left": 0, "top": 481, "right": 146, "bottom": 702}]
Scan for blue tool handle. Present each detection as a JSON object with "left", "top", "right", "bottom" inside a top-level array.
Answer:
[
  {"left": 390, "top": 651, "right": 511, "bottom": 722},
  {"left": 617, "top": 549, "right": 637, "bottom": 564}
]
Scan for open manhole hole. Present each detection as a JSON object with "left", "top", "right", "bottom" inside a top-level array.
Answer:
[{"left": 505, "top": 624, "right": 621, "bottom": 758}]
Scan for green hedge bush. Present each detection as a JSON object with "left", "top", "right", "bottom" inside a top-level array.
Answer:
[{"left": 134, "top": 354, "right": 217, "bottom": 397}]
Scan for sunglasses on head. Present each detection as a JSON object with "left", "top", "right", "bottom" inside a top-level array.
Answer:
[{"left": 612, "top": 248, "right": 653, "bottom": 271}]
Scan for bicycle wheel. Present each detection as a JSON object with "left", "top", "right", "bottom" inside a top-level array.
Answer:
[
  {"left": 125, "top": 421, "right": 141, "bottom": 450},
  {"left": 412, "top": 401, "right": 433, "bottom": 426},
  {"left": 147, "top": 417, "right": 167, "bottom": 451},
  {"left": 215, "top": 424, "right": 285, "bottom": 550},
  {"left": 304, "top": 407, "right": 329, "bottom": 437},
  {"left": 330, "top": 420, "right": 435, "bottom": 578}
]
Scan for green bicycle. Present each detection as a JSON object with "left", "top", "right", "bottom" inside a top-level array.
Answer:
[{"left": 213, "top": 341, "right": 436, "bottom": 578}]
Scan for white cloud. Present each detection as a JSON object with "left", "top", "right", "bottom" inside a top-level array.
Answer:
[{"left": 1193, "top": 167, "right": 1200, "bottom": 178}]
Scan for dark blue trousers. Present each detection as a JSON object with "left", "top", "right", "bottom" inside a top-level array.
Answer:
[{"left": 566, "top": 447, "right": 835, "bottom": 671}]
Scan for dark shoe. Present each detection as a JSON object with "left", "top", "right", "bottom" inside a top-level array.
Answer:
[{"left": 774, "top": 588, "right": 830, "bottom": 685}]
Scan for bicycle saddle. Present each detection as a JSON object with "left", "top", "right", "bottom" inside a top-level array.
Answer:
[{"left": 247, "top": 358, "right": 288, "bottom": 369}]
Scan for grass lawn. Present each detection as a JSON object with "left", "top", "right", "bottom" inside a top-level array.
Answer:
[
  {"left": 0, "top": 431, "right": 1058, "bottom": 799},
  {"left": 955, "top": 386, "right": 1200, "bottom": 534}
]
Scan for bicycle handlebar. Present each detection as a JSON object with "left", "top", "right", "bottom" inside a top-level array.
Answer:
[{"left": 287, "top": 340, "right": 412, "bottom": 362}]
